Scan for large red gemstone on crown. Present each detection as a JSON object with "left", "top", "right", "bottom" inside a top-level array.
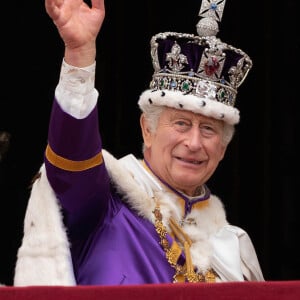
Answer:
[{"left": 204, "top": 56, "right": 220, "bottom": 76}]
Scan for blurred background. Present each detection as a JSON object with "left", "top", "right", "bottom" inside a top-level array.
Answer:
[{"left": 1, "top": 0, "right": 299, "bottom": 285}]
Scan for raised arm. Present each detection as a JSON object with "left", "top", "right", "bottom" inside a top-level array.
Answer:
[{"left": 45, "top": 0, "right": 105, "bottom": 67}]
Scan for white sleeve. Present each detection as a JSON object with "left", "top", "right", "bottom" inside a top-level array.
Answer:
[
  {"left": 230, "top": 225, "right": 265, "bottom": 281},
  {"left": 210, "top": 225, "right": 265, "bottom": 282},
  {"left": 55, "top": 59, "right": 99, "bottom": 119}
]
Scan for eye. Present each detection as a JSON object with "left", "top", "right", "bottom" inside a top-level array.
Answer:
[
  {"left": 173, "top": 120, "right": 191, "bottom": 132},
  {"left": 200, "top": 124, "right": 220, "bottom": 137}
]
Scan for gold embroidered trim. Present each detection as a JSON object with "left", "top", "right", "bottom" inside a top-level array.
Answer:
[
  {"left": 153, "top": 200, "right": 217, "bottom": 283},
  {"left": 46, "top": 144, "right": 103, "bottom": 171}
]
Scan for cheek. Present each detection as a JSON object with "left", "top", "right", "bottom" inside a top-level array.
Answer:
[
  {"left": 205, "top": 138, "right": 226, "bottom": 159},
  {"left": 158, "top": 130, "right": 179, "bottom": 147},
  {"left": 151, "top": 131, "right": 178, "bottom": 156},
  {"left": 213, "top": 143, "right": 226, "bottom": 161}
]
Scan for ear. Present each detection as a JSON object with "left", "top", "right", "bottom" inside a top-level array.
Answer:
[{"left": 140, "top": 114, "right": 152, "bottom": 148}]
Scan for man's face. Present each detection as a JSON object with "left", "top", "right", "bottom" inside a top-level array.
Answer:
[{"left": 141, "top": 107, "right": 227, "bottom": 196}]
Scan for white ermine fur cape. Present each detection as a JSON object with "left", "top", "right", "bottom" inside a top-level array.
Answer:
[{"left": 14, "top": 150, "right": 264, "bottom": 286}]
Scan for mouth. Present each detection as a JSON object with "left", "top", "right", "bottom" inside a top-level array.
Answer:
[{"left": 176, "top": 157, "right": 201, "bottom": 165}]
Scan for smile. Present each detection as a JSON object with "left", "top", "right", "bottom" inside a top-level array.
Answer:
[{"left": 177, "top": 157, "right": 201, "bottom": 165}]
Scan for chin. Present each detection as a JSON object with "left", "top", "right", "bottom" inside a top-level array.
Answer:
[{"left": 174, "top": 177, "right": 200, "bottom": 191}]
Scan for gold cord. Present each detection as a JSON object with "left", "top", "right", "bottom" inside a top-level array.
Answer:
[{"left": 153, "top": 201, "right": 217, "bottom": 283}]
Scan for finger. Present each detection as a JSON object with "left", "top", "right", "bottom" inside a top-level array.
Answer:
[
  {"left": 45, "top": 0, "right": 64, "bottom": 10},
  {"left": 91, "top": 0, "right": 105, "bottom": 11},
  {"left": 45, "top": 0, "right": 64, "bottom": 18}
]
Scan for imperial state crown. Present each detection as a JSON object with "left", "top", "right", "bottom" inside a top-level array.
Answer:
[{"left": 138, "top": 0, "right": 252, "bottom": 125}]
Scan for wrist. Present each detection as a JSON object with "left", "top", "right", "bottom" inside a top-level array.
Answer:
[{"left": 64, "top": 43, "right": 96, "bottom": 68}]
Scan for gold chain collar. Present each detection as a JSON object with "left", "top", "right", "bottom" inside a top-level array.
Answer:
[{"left": 153, "top": 201, "right": 217, "bottom": 283}]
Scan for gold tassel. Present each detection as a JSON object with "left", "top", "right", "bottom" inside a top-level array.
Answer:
[{"left": 153, "top": 202, "right": 217, "bottom": 283}]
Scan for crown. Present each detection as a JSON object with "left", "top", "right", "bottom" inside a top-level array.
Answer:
[{"left": 138, "top": 0, "right": 252, "bottom": 125}]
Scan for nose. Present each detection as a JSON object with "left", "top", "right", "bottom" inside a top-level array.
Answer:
[{"left": 184, "top": 126, "right": 203, "bottom": 151}]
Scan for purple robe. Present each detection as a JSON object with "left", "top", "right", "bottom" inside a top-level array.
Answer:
[{"left": 45, "top": 99, "right": 178, "bottom": 285}]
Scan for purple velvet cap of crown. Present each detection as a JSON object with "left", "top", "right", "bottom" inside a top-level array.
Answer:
[
  {"left": 156, "top": 36, "right": 246, "bottom": 81},
  {"left": 138, "top": 31, "right": 252, "bottom": 125}
]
